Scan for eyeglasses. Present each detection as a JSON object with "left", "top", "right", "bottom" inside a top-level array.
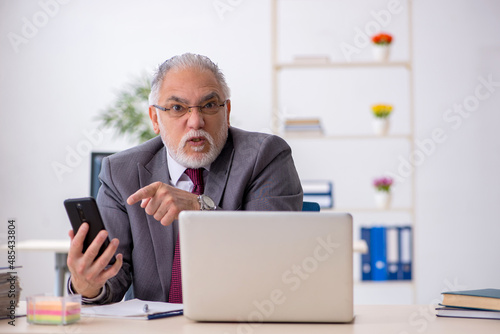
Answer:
[{"left": 152, "top": 100, "right": 227, "bottom": 118}]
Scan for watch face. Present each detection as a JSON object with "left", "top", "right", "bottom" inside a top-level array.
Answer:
[
  {"left": 201, "top": 195, "right": 215, "bottom": 210},
  {"left": 204, "top": 195, "right": 215, "bottom": 208}
]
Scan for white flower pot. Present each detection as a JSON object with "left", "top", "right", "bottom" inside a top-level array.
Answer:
[
  {"left": 372, "top": 44, "right": 390, "bottom": 62},
  {"left": 375, "top": 191, "right": 392, "bottom": 209},
  {"left": 372, "top": 118, "right": 390, "bottom": 136}
]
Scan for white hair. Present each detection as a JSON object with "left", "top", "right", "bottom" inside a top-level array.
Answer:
[{"left": 148, "top": 53, "right": 231, "bottom": 105}]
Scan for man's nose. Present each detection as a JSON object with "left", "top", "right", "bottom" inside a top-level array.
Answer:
[{"left": 186, "top": 107, "right": 205, "bottom": 129}]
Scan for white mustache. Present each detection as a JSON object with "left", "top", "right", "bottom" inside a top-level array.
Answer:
[{"left": 179, "top": 129, "right": 214, "bottom": 148}]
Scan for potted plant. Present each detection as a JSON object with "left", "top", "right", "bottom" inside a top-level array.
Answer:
[
  {"left": 97, "top": 74, "right": 157, "bottom": 144},
  {"left": 371, "top": 33, "right": 393, "bottom": 62},
  {"left": 373, "top": 176, "right": 393, "bottom": 209},
  {"left": 371, "top": 104, "right": 393, "bottom": 135}
]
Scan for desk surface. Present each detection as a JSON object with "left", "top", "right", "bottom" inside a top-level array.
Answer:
[
  {"left": 2, "top": 240, "right": 70, "bottom": 253},
  {"left": 4, "top": 239, "right": 369, "bottom": 254},
  {"left": 1, "top": 305, "right": 498, "bottom": 334}
]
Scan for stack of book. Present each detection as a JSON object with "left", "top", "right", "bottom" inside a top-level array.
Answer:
[
  {"left": 436, "top": 288, "right": 500, "bottom": 320},
  {"left": 283, "top": 118, "right": 323, "bottom": 136},
  {"left": 301, "top": 180, "right": 333, "bottom": 209},
  {"left": 292, "top": 55, "right": 331, "bottom": 64},
  {"left": 0, "top": 268, "right": 21, "bottom": 319},
  {"left": 360, "top": 225, "right": 412, "bottom": 281}
]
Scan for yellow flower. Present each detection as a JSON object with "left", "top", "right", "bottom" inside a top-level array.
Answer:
[{"left": 372, "top": 104, "right": 393, "bottom": 118}]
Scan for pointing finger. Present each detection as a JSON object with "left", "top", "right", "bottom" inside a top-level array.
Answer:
[{"left": 127, "top": 182, "right": 160, "bottom": 205}]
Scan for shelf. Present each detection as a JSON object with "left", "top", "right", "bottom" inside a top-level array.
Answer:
[
  {"left": 283, "top": 134, "right": 412, "bottom": 140},
  {"left": 325, "top": 207, "right": 414, "bottom": 213},
  {"left": 354, "top": 280, "right": 413, "bottom": 286},
  {"left": 275, "top": 61, "right": 411, "bottom": 70}
]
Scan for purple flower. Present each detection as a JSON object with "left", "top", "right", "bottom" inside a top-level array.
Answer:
[{"left": 373, "top": 177, "right": 393, "bottom": 192}]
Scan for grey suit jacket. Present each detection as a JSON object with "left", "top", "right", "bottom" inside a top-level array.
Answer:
[{"left": 91, "top": 127, "right": 303, "bottom": 304}]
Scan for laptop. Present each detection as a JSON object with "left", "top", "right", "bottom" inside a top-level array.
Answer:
[{"left": 178, "top": 211, "right": 353, "bottom": 323}]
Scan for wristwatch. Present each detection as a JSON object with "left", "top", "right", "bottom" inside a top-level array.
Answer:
[{"left": 198, "top": 194, "right": 217, "bottom": 211}]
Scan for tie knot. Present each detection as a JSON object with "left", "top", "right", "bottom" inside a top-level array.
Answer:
[{"left": 185, "top": 168, "right": 204, "bottom": 195}]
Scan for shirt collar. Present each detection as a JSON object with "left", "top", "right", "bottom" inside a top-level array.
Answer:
[{"left": 165, "top": 147, "right": 211, "bottom": 186}]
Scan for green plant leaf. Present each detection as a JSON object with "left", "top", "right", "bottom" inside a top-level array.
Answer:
[{"left": 96, "top": 73, "right": 157, "bottom": 144}]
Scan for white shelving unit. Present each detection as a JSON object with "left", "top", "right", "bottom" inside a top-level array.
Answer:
[
  {"left": 275, "top": 61, "right": 411, "bottom": 70},
  {"left": 271, "top": 0, "right": 416, "bottom": 304}
]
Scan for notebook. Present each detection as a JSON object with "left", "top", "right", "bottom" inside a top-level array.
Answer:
[{"left": 178, "top": 211, "right": 353, "bottom": 323}]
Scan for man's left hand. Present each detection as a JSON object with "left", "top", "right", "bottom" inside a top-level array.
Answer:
[{"left": 127, "top": 181, "right": 200, "bottom": 226}]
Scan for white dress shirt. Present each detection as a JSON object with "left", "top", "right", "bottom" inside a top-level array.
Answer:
[{"left": 166, "top": 148, "right": 209, "bottom": 190}]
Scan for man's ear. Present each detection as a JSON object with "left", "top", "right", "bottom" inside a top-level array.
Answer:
[
  {"left": 149, "top": 106, "right": 161, "bottom": 134},
  {"left": 225, "top": 99, "right": 231, "bottom": 127}
]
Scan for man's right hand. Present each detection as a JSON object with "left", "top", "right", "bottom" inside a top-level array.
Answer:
[{"left": 67, "top": 223, "right": 123, "bottom": 299}]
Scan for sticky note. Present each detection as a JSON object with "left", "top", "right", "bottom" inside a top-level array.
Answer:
[{"left": 27, "top": 295, "right": 81, "bottom": 325}]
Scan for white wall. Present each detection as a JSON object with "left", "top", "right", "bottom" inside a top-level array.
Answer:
[
  {"left": 413, "top": 0, "right": 500, "bottom": 304},
  {"left": 0, "top": 0, "right": 273, "bottom": 298},
  {"left": 1, "top": 0, "right": 499, "bottom": 304}
]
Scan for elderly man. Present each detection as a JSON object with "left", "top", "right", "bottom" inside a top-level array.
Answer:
[{"left": 67, "top": 53, "right": 303, "bottom": 304}]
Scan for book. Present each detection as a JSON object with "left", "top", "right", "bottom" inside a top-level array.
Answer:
[
  {"left": 285, "top": 118, "right": 322, "bottom": 126},
  {"left": 301, "top": 180, "right": 332, "bottom": 194},
  {"left": 301, "top": 180, "right": 333, "bottom": 209},
  {"left": 283, "top": 118, "right": 323, "bottom": 135},
  {"left": 441, "top": 289, "right": 500, "bottom": 311},
  {"left": 0, "top": 268, "right": 22, "bottom": 320},
  {"left": 302, "top": 195, "right": 332, "bottom": 208},
  {"left": 436, "top": 306, "right": 500, "bottom": 320},
  {"left": 292, "top": 55, "right": 331, "bottom": 64}
]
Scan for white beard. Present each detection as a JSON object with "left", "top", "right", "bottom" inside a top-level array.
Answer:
[{"left": 163, "top": 120, "right": 228, "bottom": 169}]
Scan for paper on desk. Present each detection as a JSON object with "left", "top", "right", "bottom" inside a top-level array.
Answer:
[{"left": 82, "top": 298, "right": 183, "bottom": 319}]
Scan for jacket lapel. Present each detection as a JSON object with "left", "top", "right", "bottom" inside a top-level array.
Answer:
[
  {"left": 205, "top": 130, "right": 234, "bottom": 208},
  {"left": 137, "top": 146, "right": 175, "bottom": 299}
]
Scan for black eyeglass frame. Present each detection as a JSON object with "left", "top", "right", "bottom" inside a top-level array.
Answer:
[{"left": 152, "top": 100, "right": 228, "bottom": 117}]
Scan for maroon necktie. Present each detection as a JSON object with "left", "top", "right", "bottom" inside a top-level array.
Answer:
[{"left": 168, "top": 168, "right": 204, "bottom": 303}]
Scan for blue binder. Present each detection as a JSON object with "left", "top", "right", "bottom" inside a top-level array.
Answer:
[
  {"left": 386, "top": 227, "right": 399, "bottom": 280},
  {"left": 399, "top": 226, "right": 412, "bottom": 280},
  {"left": 370, "top": 226, "right": 387, "bottom": 281},
  {"left": 360, "top": 227, "right": 371, "bottom": 281}
]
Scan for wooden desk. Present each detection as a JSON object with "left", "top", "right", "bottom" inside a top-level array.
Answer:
[{"left": 1, "top": 305, "right": 498, "bottom": 333}]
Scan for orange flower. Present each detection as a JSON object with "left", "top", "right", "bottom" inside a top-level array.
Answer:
[{"left": 372, "top": 33, "right": 393, "bottom": 45}]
